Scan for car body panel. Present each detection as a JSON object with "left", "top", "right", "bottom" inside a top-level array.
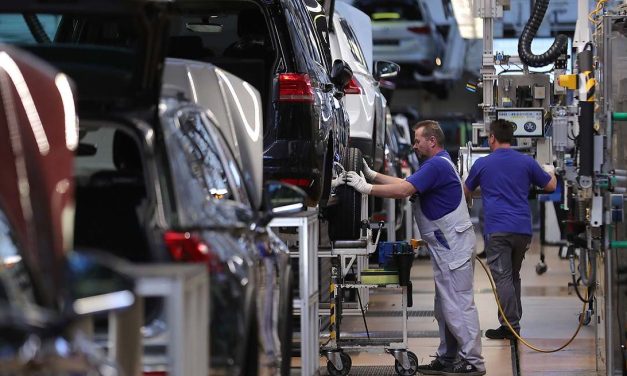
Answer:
[
  {"left": 0, "top": 44, "right": 75, "bottom": 309},
  {"left": 163, "top": 58, "right": 264, "bottom": 210}
]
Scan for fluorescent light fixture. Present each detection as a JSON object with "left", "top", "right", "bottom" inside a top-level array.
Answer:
[
  {"left": 451, "top": 0, "right": 483, "bottom": 39},
  {"left": 73, "top": 290, "right": 134, "bottom": 315},
  {"left": 272, "top": 203, "right": 304, "bottom": 214}
]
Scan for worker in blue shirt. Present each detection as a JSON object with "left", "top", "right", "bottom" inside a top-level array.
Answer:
[
  {"left": 345, "top": 120, "right": 485, "bottom": 376},
  {"left": 464, "top": 119, "right": 556, "bottom": 340}
]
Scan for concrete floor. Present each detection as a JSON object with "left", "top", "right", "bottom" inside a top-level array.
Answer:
[{"left": 295, "top": 232, "right": 599, "bottom": 375}]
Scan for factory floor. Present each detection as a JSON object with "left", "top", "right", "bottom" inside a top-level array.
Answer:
[{"left": 295, "top": 232, "right": 599, "bottom": 375}]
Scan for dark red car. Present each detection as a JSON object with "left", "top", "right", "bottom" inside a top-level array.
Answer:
[{"left": 0, "top": 43, "right": 134, "bottom": 374}]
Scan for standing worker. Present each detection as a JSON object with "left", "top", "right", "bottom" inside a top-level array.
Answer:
[
  {"left": 464, "top": 119, "right": 557, "bottom": 340},
  {"left": 345, "top": 120, "right": 485, "bottom": 376}
]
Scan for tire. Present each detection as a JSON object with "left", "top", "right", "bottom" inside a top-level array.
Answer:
[
  {"left": 326, "top": 352, "right": 352, "bottom": 376},
  {"left": 279, "top": 264, "right": 294, "bottom": 376},
  {"left": 394, "top": 351, "right": 418, "bottom": 376},
  {"left": 328, "top": 147, "right": 363, "bottom": 240},
  {"left": 319, "top": 141, "right": 334, "bottom": 204}
]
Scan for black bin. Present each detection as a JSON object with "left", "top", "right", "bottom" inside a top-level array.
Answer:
[{"left": 394, "top": 251, "right": 414, "bottom": 287}]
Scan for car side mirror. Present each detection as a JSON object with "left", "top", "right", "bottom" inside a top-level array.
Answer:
[
  {"left": 373, "top": 60, "right": 400, "bottom": 80},
  {"left": 330, "top": 59, "right": 353, "bottom": 89},
  {"left": 258, "top": 181, "right": 307, "bottom": 227},
  {"left": 67, "top": 251, "right": 135, "bottom": 316}
]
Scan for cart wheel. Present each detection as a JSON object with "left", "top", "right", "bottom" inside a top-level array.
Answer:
[
  {"left": 327, "top": 352, "right": 352, "bottom": 376},
  {"left": 394, "top": 351, "right": 418, "bottom": 376}
]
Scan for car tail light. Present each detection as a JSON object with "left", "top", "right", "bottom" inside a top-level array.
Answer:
[
  {"left": 280, "top": 178, "right": 312, "bottom": 188},
  {"left": 143, "top": 372, "right": 167, "bottom": 376},
  {"left": 407, "top": 26, "right": 430, "bottom": 34},
  {"left": 278, "top": 73, "right": 315, "bottom": 103},
  {"left": 164, "top": 231, "right": 222, "bottom": 273},
  {"left": 344, "top": 77, "right": 362, "bottom": 94}
]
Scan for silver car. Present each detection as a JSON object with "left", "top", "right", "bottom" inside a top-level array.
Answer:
[
  {"left": 352, "top": 0, "right": 445, "bottom": 83},
  {"left": 163, "top": 58, "right": 297, "bottom": 376}
]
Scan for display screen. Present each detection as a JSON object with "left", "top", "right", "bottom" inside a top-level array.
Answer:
[{"left": 495, "top": 108, "right": 544, "bottom": 137}]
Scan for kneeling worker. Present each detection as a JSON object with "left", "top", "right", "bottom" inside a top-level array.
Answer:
[{"left": 345, "top": 120, "right": 485, "bottom": 376}]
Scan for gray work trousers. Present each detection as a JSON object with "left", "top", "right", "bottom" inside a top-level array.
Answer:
[{"left": 485, "top": 233, "right": 531, "bottom": 331}]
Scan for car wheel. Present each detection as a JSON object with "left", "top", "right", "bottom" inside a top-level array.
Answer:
[
  {"left": 279, "top": 264, "right": 294, "bottom": 376},
  {"left": 328, "top": 147, "right": 363, "bottom": 240},
  {"left": 319, "top": 140, "right": 334, "bottom": 204}
]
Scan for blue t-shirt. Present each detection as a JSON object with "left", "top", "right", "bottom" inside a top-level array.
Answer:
[
  {"left": 406, "top": 151, "right": 461, "bottom": 221},
  {"left": 464, "top": 148, "right": 551, "bottom": 236}
]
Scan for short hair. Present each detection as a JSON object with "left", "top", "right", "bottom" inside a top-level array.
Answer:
[
  {"left": 489, "top": 119, "right": 514, "bottom": 143},
  {"left": 413, "top": 120, "right": 445, "bottom": 147}
]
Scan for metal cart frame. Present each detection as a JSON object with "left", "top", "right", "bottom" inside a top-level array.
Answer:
[{"left": 320, "top": 194, "right": 419, "bottom": 376}]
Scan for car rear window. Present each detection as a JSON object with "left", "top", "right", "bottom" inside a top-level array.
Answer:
[
  {"left": 0, "top": 12, "right": 156, "bottom": 106},
  {"left": 353, "top": 0, "right": 423, "bottom": 22}
]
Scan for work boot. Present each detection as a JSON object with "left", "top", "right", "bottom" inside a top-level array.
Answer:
[
  {"left": 442, "top": 360, "right": 486, "bottom": 376},
  {"left": 485, "top": 325, "right": 519, "bottom": 340},
  {"left": 416, "top": 357, "right": 447, "bottom": 375}
]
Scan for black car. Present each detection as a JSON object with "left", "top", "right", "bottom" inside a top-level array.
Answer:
[
  {"left": 0, "top": 1, "right": 304, "bottom": 375},
  {"left": 167, "top": 0, "right": 352, "bottom": 206}
]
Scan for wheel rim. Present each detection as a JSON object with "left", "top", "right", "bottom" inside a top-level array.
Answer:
[
  {"left": 394, "top": 352, "right": 418, "bottom": 376},
  {"left": 326, "top": 352, "right": 351, "bottom": 376}
]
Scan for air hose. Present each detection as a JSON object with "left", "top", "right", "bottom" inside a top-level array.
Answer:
[
  {"left": 477, "top": 257, "right": 587, "bottom": 353},
  {"left": 517, "top": 0, "right": 568, "bottom": 67}
]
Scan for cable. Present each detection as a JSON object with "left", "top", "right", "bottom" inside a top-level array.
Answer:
[
  {"left": 356, "top": 289, "right": 370, "bottom": 340},
  {"left": 350, "top": 264, "right": 370, "bottom": 340},
  {"left": 476, "top": 256, "right": 587, "bottom": 353}
]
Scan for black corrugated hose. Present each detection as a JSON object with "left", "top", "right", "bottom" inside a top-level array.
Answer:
[
  {"left": 23, "top": 14, "right": 51, "bottom": 44},
  {"left": 517, "top": 0, "right": 568, "bottom": 67}
]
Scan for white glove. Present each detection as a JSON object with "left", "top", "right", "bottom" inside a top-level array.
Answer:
[
  {"left": 362, "top": 158, "right": 377, "bottom": 181},
  {"left": 542, "top": 164, "right": 555, "bottom": 175},
  {"left": 345, "top": 171, "right": 372, "bottom": 194},
  {"left": 331, "top": 172, "right": 347, "bottom": 188}
]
